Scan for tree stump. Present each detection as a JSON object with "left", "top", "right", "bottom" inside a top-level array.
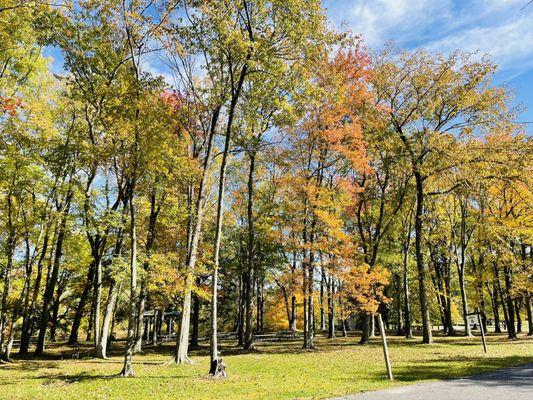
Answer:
[{"left": 209, "top": 358, "right": 227, "bottom": 379}]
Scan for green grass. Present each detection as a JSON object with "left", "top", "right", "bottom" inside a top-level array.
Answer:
[{"left": 1, "top": 333, "right": 532, "bottom": 400}]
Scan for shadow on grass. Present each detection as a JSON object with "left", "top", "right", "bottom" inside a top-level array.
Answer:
[
  {"left": 5, "top": 332, "right": 531, "bottom": 388},
  {"left": 10, "top": 332, "right": 530, "bottom": 361}
]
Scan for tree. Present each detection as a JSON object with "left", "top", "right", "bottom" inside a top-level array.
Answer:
[{"left": 372, "top": 48, "right": 511, "bottom": 343}]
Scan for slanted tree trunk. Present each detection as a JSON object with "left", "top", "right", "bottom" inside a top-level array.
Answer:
[
  {"left": 174, "top": 107, "right": 220, "bottom": 365},
  {"left": 86, "top": 302, "right": 94, "bottom": 342},
  {"left": 35, "top": 188, "right": 72, "bottom": 356},
  {"left": 20, "top": 222, "right": 51, "bottom": 354},
  {"left": 96, "top": 279, "right": 118, "bottom": 359},
  {"left": 208, "top": 108, "right": 234, "bottom": 377},
  {"left": 49, "top": 278, "right": 67, "bottom": 342},
  {"left": 68, "top": 262, "right": 95, "bottom": 345}
]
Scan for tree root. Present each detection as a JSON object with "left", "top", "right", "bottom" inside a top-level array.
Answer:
[
  {"left": 208, "top": 358, "right": 227, "bottom": 379},
  {"left": 163, "top": 355, "right": 194, "bottom": 366}
]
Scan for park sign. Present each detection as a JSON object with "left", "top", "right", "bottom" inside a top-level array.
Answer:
[{"left": 466, "top": 309, "right": 488, "bottom": 354}]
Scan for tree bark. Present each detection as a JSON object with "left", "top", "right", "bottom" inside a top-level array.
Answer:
[
  {"left": 120, "top": 196, "right": 137, "bottom": 376},
  {"left": 68, "top": 262, "right": 95, "bottom": 345},
  {"left": 402, "top": 221, "right": 413, "bottom": 339},
  {"left": 96, "top": 279, "right": 118, "bottom": 359},
  {"left": 414, "top": 172, "right": 432, "bottom": 343},
  {"left": 526, "top": 295, "right": 533, "bottom": 336},
  {"left": 20, "top": 222, "right": 51, "bottom": 354},
  {"left": 327, "top": 276, "right": 335, "bottom": 339},
  {"left": 503, "top": 265, "right": 516, "bottom": 339},
  {"left": 244, "top": 151, "right": 256, "bottom": 351},
  {"left": 190, "top": 289, "right": 201, "bottom": 348},
  {"left": 487, "top": 282, "right": 501, "bottom": 333},
  {"left": 35, "top": 189, "right": 72, "bottom": 356},
  {"left": 209, "top": 106, "right": 234, "bottom": 376},
  {"left": 174, "top": 106, "right": 220, "bottom": 365}
]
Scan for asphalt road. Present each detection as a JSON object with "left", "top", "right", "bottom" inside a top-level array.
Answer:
[{"left": 332, "top": 363, "right": 533, "bottom": 400}]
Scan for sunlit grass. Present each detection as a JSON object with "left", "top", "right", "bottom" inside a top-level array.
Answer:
[{"left": 1, "top": 333, "right": 531, "bottom": 399}]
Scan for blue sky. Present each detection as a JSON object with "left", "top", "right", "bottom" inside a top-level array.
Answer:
[
  {"left": 324, "top": 0, "right": 533, "bottom": 132},
  {"left": 44, "top": 1, "right": 533, "bottom": 132}
]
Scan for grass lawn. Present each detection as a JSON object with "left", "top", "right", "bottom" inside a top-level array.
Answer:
[{"left": 1, "top": 333, "right": 532, "bottom": 400}]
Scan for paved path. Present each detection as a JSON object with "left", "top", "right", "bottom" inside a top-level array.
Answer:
[{"left": 333, "top": 363, "right": 533, "bottom": 400}]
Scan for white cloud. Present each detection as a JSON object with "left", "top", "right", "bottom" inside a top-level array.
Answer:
[
  {"left": 140, "top": 56, "right": 176, "bottom": 88},
  {"left": 326, "top": 0, "right": 453, "bottom": 47},
  {"left": 325, "top": 0, "right": 533, "bottom": 76},
  {"left": 425, "top": 15, "right": 533, "bottom": 78}
]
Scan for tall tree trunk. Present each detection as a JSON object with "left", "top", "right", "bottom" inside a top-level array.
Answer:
[
  {"left": 244, "top": 151, "right": 256, "bottom": 351},
  {"left": 359, "top": 313, "right": 371, "bottom": 344},
  {"left": 320, "top": 265, "right": 326, "bottom": 332},
  {"left": 133, "top": 286, "right": 146, "bottom": 353},
  {"left": 414, "top": 172, "right": 432, "bottom": 344},
  {"left": 35, "top": 189, "right": 72, "bottom": 356},
  {"left": 86, "top": 301, "right": 94, "bottom": 342},
  {"left": 458, "top": 266, "right": 472, "bottom": 337},
  {"left": 290, "top": 253, "right": 297, "bottom": 332},
  {"left": 93, "top": 256, "right": 103, "bottom": 351},
  {"left": 402, "top": 212, "right": 413, "bottom": 339},
  {"left": 236, "top": 274, "right": 244, "bottom": 346},
  {"left": 0, "top": 239, "right": 15, "bottom": 355},
  {"left": 526, "top": 295, "right": 533, "bottom": 336},
  {"left": 305, "top": 251, "right": 315, "bottom": 348},
  {"left": 174, "top": 107, "right": 220, "bottom": 365},
  {"left": 20, "top": 222, "right": 51, "bottom": 354},
  {"left": 243, "top": 269, "right": 254, "bottom": 349},
  {"left": 487, "top": 282, "right": 501, "bottom": 333},
  {"left": 515, "top": 300, "right": 522, "bottom": 333},
  {"left": 49, "top": 288, "right": 63, "bottom": 342},
  {"left": 0, "top": 192, "right": 16, "bottom": 355},
  {"left": 277, "top": 279, "right": 292, "bottom": 330},
  {"left": 327, "top": 276, "right": 335, "bottom": 339},
  {"left": 395, "top": 274, "right": 403, "bottom": 335},
  {"left": 190, "top": 290, "right": 201, "bottom": 348},
  {"left": 503, "top": 266, "right": 516, "bottom": 339},
  {"left": 120, "top": 195, "right": 137, "bottom": 376},
  {"left": 68, "top": 262, "right": 95, "bottom": 345},
  {"left": 208, "top": 111, "right": 233, "bottom": 376}
]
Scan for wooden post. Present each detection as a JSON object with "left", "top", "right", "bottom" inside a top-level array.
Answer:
[
  {"left": 153, "top": 311, "right": 158, "bottom": 344},
  {"left": 377, "top": 313, "right": 393, "bottom": 381},
  {"left": 477, "top": 309, "right": 487, "bottom": 353}
]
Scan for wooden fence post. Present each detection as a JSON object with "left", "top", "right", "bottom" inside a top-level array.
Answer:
[{"left": 377, "top": 312, "right": 393, "bottom": 381}]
